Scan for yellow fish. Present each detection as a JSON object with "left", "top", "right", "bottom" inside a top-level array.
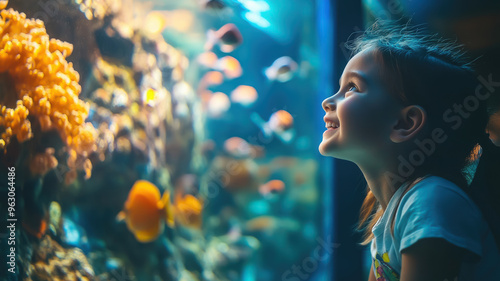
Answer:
[
  {"left": 117, "top": 180, "right": 175, "bottom": 243},
  {"left": 174, "top": 193, "right": 204, "bottom": 229}
]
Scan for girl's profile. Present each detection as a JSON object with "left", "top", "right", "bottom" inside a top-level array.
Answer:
[{"left": 320, "top": 21, "right": 500, "bottom": 281}]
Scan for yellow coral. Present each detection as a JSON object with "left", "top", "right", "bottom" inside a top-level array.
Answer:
[{"left": 0, "top": 1, "right": 96, "bottom": 173}]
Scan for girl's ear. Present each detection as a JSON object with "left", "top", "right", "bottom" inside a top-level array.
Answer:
[{"left": 390, "top": 105, "right": 426, "bottom": 143}]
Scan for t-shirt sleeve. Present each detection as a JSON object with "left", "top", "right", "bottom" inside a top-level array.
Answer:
[{"left": 394, "top": 180, "right": 484, "bottom": 259}]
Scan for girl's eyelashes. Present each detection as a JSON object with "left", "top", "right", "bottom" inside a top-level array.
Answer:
[
  {"left": 344, "top": 82, "right": 358, "bottom": 97},
  {"left": 347, "top": 82, "right": 358, "bottom": 92}
]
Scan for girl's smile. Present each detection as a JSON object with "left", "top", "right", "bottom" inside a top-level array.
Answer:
[
  {"left": 323, "top": 117, "right": 340, "bottom": 137},
  {"left": 319, "top": 48, "right": 404, "bottom": 165}
]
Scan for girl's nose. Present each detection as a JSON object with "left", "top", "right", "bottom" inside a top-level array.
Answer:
[{"left": 322, "top": 95, "right": 336, "bottom": 112}]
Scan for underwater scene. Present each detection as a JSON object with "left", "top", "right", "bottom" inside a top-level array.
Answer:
[{"left": 0, "top": 0, "right": 331, "bottom": 280}]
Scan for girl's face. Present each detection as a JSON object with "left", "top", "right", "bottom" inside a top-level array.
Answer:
[{"left": 319, "top": 48, "right": 404, "bottom": 163}]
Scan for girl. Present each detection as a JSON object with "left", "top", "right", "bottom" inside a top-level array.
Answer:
[{"left": 319, "top": 22, "right": 500, "bottom": 281}]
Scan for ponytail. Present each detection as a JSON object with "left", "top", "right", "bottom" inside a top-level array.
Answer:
[{"left": 468, "top": 133, "right": 500, "bottom": 252}]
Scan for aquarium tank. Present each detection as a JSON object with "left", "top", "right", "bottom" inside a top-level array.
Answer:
[{"left": 0, "top": 0, "right": 340, "bottom": 280}]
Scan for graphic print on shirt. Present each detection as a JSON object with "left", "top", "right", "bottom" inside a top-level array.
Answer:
[{"left": 373, "top": 252, "right": 400, "bottom": 281}]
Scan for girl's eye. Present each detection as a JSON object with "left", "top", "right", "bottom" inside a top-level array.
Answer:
[{"left": 347, "top": 82, "right": 358, "bottom": 92}]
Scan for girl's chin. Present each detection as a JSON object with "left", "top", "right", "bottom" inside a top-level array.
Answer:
[
  {"left": 318, "top": 142, "right": 338, "bottom": 157},
  {"left": 319, "top": 142, "right": 352, "bottom": 160}
]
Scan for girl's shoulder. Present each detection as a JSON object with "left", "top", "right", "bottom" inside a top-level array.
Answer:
[
  {"left": 398, "top": 175, "right": 481, "bottom": 215},
  {"left": 393, "top": 175, "right": 486, "bottom": 259}
]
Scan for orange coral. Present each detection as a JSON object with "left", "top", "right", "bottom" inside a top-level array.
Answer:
[
  {"left": 0, "top": 1, "right": 96, "bottom": 174},
  {"left": 29, "top": 148, "right": 58, "bottom": 176}
]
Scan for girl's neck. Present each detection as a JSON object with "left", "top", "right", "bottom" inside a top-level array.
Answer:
[{"left": 357, "top": 161, "right": 404, "bottom": 210}]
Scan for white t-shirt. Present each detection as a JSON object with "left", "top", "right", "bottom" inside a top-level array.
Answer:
[{"left": 370, "top": 175, "right": 500, "bottom": 281}]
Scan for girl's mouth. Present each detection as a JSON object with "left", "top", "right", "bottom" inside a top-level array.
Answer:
[{"left": 323, "top": 126, "right": 339, "bottom": 137}]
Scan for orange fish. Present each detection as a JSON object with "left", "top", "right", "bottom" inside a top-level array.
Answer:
[
  {"left": 268, "top": 110, "right": 294, "bottom": 131},
  {"left": 205, "top": 23, "right": 243, "bottom": 53},
  {"left": 117, "top": 180, "right": 175, "bottom": 243},
  {"left": 215, "top": 56, "right": 243, "bottom": 79},
  {"left": 199, "top": 71, "right": 224, "bottom": 89},
  {"left": 250, "top": 110, "right": 295, "bottom": 143},
  {"left": 174, "top": 193, "right": 203, "bottom": 229},
  {"left": 258, "top": 179, "right": 285, "bottom": 196},
  {"left": 230, "top": 85, "right": 258, "bottom": 107}
]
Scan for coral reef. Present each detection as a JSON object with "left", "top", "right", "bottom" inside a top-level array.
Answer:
[{"left": 0, "top": 1, "right": 96, "bottom": 169}]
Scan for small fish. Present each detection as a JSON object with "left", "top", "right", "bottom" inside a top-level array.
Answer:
[
  {"left": 264, "top": 56, "right": 298, "bottom": 82},
  {"left": 201, "top": 0, "right": 226, "bottom": 11},
  {"left": 117, "top": 180, "right": 175, "bottom": 243},
  {"left": 244, "top": 216, "right": 275, "bottom": 231},
  {"left": 224, "top": 137, "right": 253, "bottom": 158},
  {"left": 197, "top": 51, "right": 219, "bottom": 68},
  {"left": 230, "top": 85, "right": 257, "bottom": 107},
  {"left": 207, "top": 92, "right": 231, "bottom": 118},
  {"left": 174, "top": 193, "right": 203, "bottom": 229},
  {"left": 199, "top": 71, "right": 225, "bottom": 89},
  {"left": 215, "top": 56, "right": 242, "bottom": 79},
  {"left": 258, "top": 179, "right": 285, "bottom": 196},
  {"left": 223, "top": 136, "right": 264, "bottom": 158},
  {"left": 251, "top": 110, "right": 295, "bottom": 143},
  {"left": 205, "top": 23, "right": 243, "bottom": 53}
]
